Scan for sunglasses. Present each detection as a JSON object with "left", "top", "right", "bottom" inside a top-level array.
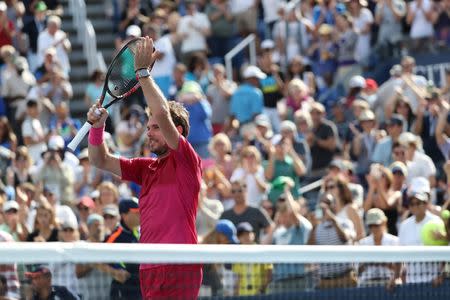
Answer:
[
  {"left": 231, "top": 189, "right": 243, "bottom": 193},
  {"left": 78, "top": 206, "right": 90, "bottom": 211},
  {"left": 368, "top": 224, "right": 382, "bottom": 228},
  {"left": 5, "top": 209, "right": 18, "bottom": 214},
  {"left": 62, "top": 228, "right": 74, "bottom": 232},
  {"left": 103, "top": 214, "right": 116, "bottom": 219},
  {"left": 392, "top": 170, "right": 404, "bottom": 176}
]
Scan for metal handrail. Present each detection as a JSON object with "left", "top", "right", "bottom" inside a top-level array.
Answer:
[
  {"left": 68, "top": 0, "right": 106, "bottom": 75},
  {"left": 224, "top": 33, "right": 257, "bottom": 80}
]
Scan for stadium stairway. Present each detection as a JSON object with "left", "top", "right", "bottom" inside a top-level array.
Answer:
[{"left": 60, "top": 0, "right": 116, "bottom": 120}]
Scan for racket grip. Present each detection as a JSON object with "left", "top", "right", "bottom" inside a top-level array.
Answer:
[{"left": 67, "top": 122, "right": 92, "bottom": 151}]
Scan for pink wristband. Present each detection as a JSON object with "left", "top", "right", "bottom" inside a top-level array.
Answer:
[{"left": 88, "top": 125, "right": 105, "bottom": 146}]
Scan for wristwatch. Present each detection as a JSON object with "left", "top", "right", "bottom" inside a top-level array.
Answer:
[{"left": 135, "top": 68, "right": 151, "bottom": 79}]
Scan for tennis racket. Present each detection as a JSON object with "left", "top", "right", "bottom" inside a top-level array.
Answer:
[{"left": 67, "top": 37, "right": 155, "bottom": 151}]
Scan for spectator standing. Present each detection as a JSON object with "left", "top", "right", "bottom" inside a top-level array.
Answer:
[
  {"left": 37, "top": 15, "right": 71, "bottom": 75},
  {"left": 374, "top": 0, "right": 406, "bottom": 58},
  {"left": 266, "top": 186, "right": 313, "bottom": 294},
  {"left": 229, "top": 0, "right": 257, "bottom": 37},
  {"left": 230, "top": 146, "right": 268, "bottom": 208},
  {"left": 398, "top": 177, "right": 442, "bottom": 284},
  {"left": 308, "top": 193, "right": 357, "bottom": 289},
  {"left": 406, "top": 0, "right": 434, "bottom": 52},
  {"left": 6, "top": 146, "right": 33, "bottom": 188},
  {"left": 0, "top": 2, "right": 14, "bottom": 48},
  {"left": 105, "top": 198, "right": 141, "bottom": 300},
  {"left": 196, "top": 180, "right": 224, "bottom": 242},
  {"left": 84, "top": 69, "right": 106, "bottom": 107},
  {"left": 48, "top": 102, "right": 79, "bottom": 147},
  {"left": 307, "top": 102, "right": 340, "bottom": 177},
  {"left": 372, "top": 114, "right": 404, "bottom": 166},
  {"left": 167, "top": 63, "right": 186, "bottom": 100},
  {"left": 177, "top": 81, "right": 212, "bottom": 159},
  {"left": 206, "top": 63, "right": 236, "bottom": 135},
  {"left": 177, "top": 0, "right": 210, "bottom": 65},
  {"left": 115, "top": 105, "right": 146, "bottom": 158},
  {"left": 432, "top": 0, "right": 450, "bottom": 48},
  {"left": 347, "top": 0, "right": 373, "bottom": 66},
  {"left": 229, "top": 66, "right": 265, "bottom": 135},
  {"left": 0, "top": 117, "right": 16, "bottom": 152},
  {"left": 232, "top": 222, "right": 272, "bottom": 296},
  {"left": 220, "top": 180, "right": 274, "bottom": 244},
  {"left": 21, "top": 1, "right": 47, "bottom": 72},
  {"left": 364, "top": 164, "right": 402, "bottom": 235},
  {"left": 357, "top": 208, "right": 400, "bottom": 288},
  {"left": 205, "top": 0, "right": 234, "bottom": 62},
  {"left": 207, "top": 133, "right": 234, "bottom": 179},
  {"left": 26, "top": 201, "right": 59, "bottom": 242},
  {"left": 76, "top": 214, "right": 113, "bottom": 300}
]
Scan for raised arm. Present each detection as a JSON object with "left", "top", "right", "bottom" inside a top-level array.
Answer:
[
  {"left": 135, "top": 37, "right": 181, "bottom": 150},
  {"left": 87, "top": 104, "right": 121, "bottom": 177}
]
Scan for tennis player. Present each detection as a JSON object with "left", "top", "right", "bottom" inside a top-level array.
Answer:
[{"left": 87, "top": 36, "right": 202, "bottom": 299}]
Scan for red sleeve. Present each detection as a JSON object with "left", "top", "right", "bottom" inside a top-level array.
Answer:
[
  {"left": 120, "top": 157, "right": 154, "bottom": 185},
  {"left": 171, "top": 136, "right": 202, "bottom": 174}
]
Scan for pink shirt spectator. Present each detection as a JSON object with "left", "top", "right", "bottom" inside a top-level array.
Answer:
[{"left": 120, "top": 135, "right": 201, "bottom": 266}]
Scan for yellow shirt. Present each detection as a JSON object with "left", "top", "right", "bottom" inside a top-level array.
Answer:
[{"left": 232, "top": 263, "right": 273, "bottom": 296}]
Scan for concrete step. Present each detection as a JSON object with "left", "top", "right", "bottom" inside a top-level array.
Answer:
[
  {"left": 69, "top": 50, "right": 87, "bottom": 65},
  {"left": 72, "top": 82, "right": 88, "bottom": 99},
  {"left": 70, "top": 64, "right": 90, "bottom": 81},
  {"left": 86, "top": 3, "right": 108, "bottom": 18},
  {"left": 91, "top": 19, "right": 114, "bottom": 33}
]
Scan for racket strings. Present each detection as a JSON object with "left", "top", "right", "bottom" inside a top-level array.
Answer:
[{"left": 107, "top": 45, "right": 139, "bottom": 98}]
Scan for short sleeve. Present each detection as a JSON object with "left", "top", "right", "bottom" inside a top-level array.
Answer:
[
  {"left": 120, "top": 157, "right": 153, "bottom": 185},
  {"left": 21, "top": 120, "right": 33, "bottom": 137},
  {"left": 171, "top": 135, "right": 201, "bottom": 174}
]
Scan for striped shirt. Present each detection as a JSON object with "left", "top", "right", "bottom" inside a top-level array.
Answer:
[{"left": 314, "top": 218, "right": 355, "bottom": 278}]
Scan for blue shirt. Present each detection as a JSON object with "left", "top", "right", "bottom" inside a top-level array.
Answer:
[
  {"left": 230, "top": 83, "right": 263, "bottom": 123},
  {"left": 371, "top": 136, "right": 393, "bottom": 166},
  {"left": 272, "top": 220, "right": 312, "bottom": 281},
  {"left": 185, "top": 98, "right": 212, "bottom": 144}
]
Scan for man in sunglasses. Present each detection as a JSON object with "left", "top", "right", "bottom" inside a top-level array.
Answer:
[{"left": 398, "top": 177, "right": 442, "bottom": 284}]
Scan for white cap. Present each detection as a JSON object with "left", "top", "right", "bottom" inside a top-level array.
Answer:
[
  {"left": 0, "top": 2, "right": 6, "bottom": 12},
  {"left": 358, "top": 109, "right": 375, "bottom": 122},
  {"left": 280, "top": 120, "right": 296, "bottom": 133},
  {"left": 48, "top": 135, "right": 65, "bottom": 150},
  {"left": 243, "top": 65, "right": 266, "bottom": 79},
  {"left": 408, "top": 177, "right": 431, "bottom": 201},
  {"left": 261, "top": 39, "right": 275, "bottom": 50},
  {"left": 3, "top": 201, "right": 19, "bottom": 212},
  {"left": 349, "top": 75, "right": 366, "bottom": 89},
  {"left": 398, "top": 132, "right": 419, "bottom": 147},
  {"left": 126, "top": 25, "right": 141, "bottom": 37},
  {"left": 254, "top": 114, "right": 271, "bottom": 127}
]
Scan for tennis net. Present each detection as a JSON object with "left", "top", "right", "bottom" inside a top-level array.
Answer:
[{"left": 0, "top": 243, "right": 449, "bottom": 299}]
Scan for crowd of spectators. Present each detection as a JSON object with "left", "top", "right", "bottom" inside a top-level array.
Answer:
[{"left": 0, "top": 0, "right": 450, "bottom": 299}]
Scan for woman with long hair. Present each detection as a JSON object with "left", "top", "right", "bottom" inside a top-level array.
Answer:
[
  {"left": 364, "top": 164, "right": 402, "bottom": 235},
  {"left": 6, "top": 146, "right": 34, "bottom": 188},
  {"left": 325, "top": 175, "right": 365, "bottom": 241},
  {"left": 27, "top": 201, "right": 59, "bottom": 242},
  {"left": 0, "top": 116, "right": 17, "bottom": 152},
  {"left": 94, "top": 181, "right": 120, "bottom": 215}
]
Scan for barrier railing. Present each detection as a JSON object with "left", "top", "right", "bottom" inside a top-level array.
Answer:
[
  {"left": 224, "top": 34, "right": 257, "bottom": 80},
  {"left": 68, "top": 0, "right": 106, "bottom": 74}
]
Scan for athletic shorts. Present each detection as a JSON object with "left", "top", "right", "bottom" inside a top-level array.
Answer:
[{"left": 140, "top": 264, "right": 202, "bottom": 300}]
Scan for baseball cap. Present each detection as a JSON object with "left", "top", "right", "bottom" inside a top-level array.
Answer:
[
  {"left": 119, "top": 197, "right": 139, "bottom": 214},
  {"left": 3, "top": 201, "right": 19, "bottom": 213},
  {"left": 349, "top": 75, "right": 366, "bottom": 89},
  {"left": 48, "top": 135, "right": 65, "bottom": 151},
  {"left": 61, "top": 217, "right": 78, "bottom": 230},
  {"left": 408, "top": 177, "right": 430, "bottom": 202},
  {"left": 237, "top": 222, "right": 254, "bottom": 236},
  {"left": 254, "top": 114, "right": 271, "bottom": 128},
  {"left": 103, "top": 204, "right": 119, "bottom": 217},
  {"left": 366, "top": 208, "right": 387, "bottom": 226},
  {"left": 87, "top": 213, "right": 104, "bottom": 226},
  {"left": 78, "top": 196, "right": 95, "bottom": 209},
  {"left": 280, "top": 120, "right": 296, "bottom": 133},
  {"left": 35, "top": 1, "right": 47, "bottom": 12},
  {"left": 215, "top": 219, "right": 239, "bottom": 244},
  {"left": 261, "top": 39, "right": 275, "bottom": 50},
  {"left": 365, "top": 78, "right": 378, "bottom": 91},
  {"left": 329, "top": 159, "right": 343, "bottom": 170},
  {"left": 243, "top": 65, "right": 266, "bottom": 79},
  {"left": 25, "top": 265, "right": 51, "bottom": 278},
  {"left": 390, "top": 161, "right": 407, "bottom": 177},
  {"left": 358, "top": 109, "right": 375, "bottom": 122},
  {"left": 126, "top": 25, "right": 141, "bottom": 37}
]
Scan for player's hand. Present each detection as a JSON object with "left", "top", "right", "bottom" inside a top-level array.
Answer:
[
  {"left": 135, "top": 36, "right": 158, "bottom": 71},
  {"left": 112, "top": 269, "right": 131, "bottom": 283},
  {"left": 87, "top": 102, "right": 108, "bottom": 128}
]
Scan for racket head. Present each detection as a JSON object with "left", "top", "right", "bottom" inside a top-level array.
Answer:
[{"left": 100, "top": 38, "right": 142, "bottom": 108}]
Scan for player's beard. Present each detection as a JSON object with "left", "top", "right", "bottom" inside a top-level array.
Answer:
[{"left": 151, "top": 143, "right": 169, "bottom": 157}]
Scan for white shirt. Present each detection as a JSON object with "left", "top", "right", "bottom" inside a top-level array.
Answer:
[
  {"left": 230, "top": 0, "right": 254, "bottom": 14},
  {"left": 406, "top": 150, "right": 436, "bottom": 184},
  {"left": 398, "top": 211, "right": 441, "bottom": 283},
  {"left": 177, "top": 12, "right": 211, "bottom": 53},
  {"left": 358, "top": 233, "right": 399, "bottom": 282},
  {"left": 152, "top": 35, "right": 176, "bottom": 78},
  {"left": 21, "top": 117, "right": 47, "bottom": 164},
  {"left": 37, "top": 29, "right": 71, "bottom": 73},
  {"left": 409, "top": 0, "right": 434, "bottom": 39},
  {"left": 353, "top": 8, "right": 374, "bottom": 62},
  {"left": 262, "top": 0, "right": 280, "bottom": 23},
  {"left": 230, "top": 166, "right": 266, "bottom": 208},
  {"left": 49, "top": 261, "right": 80, "bottom": 297}
]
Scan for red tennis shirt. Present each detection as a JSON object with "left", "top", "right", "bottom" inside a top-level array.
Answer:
[{"left": 120, "top": 136, "right": 201, "bottom": 268}]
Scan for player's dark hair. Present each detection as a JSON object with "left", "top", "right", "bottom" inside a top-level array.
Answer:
[{"left": 147, "top": 102, "right": 190, "bottom": 137}]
